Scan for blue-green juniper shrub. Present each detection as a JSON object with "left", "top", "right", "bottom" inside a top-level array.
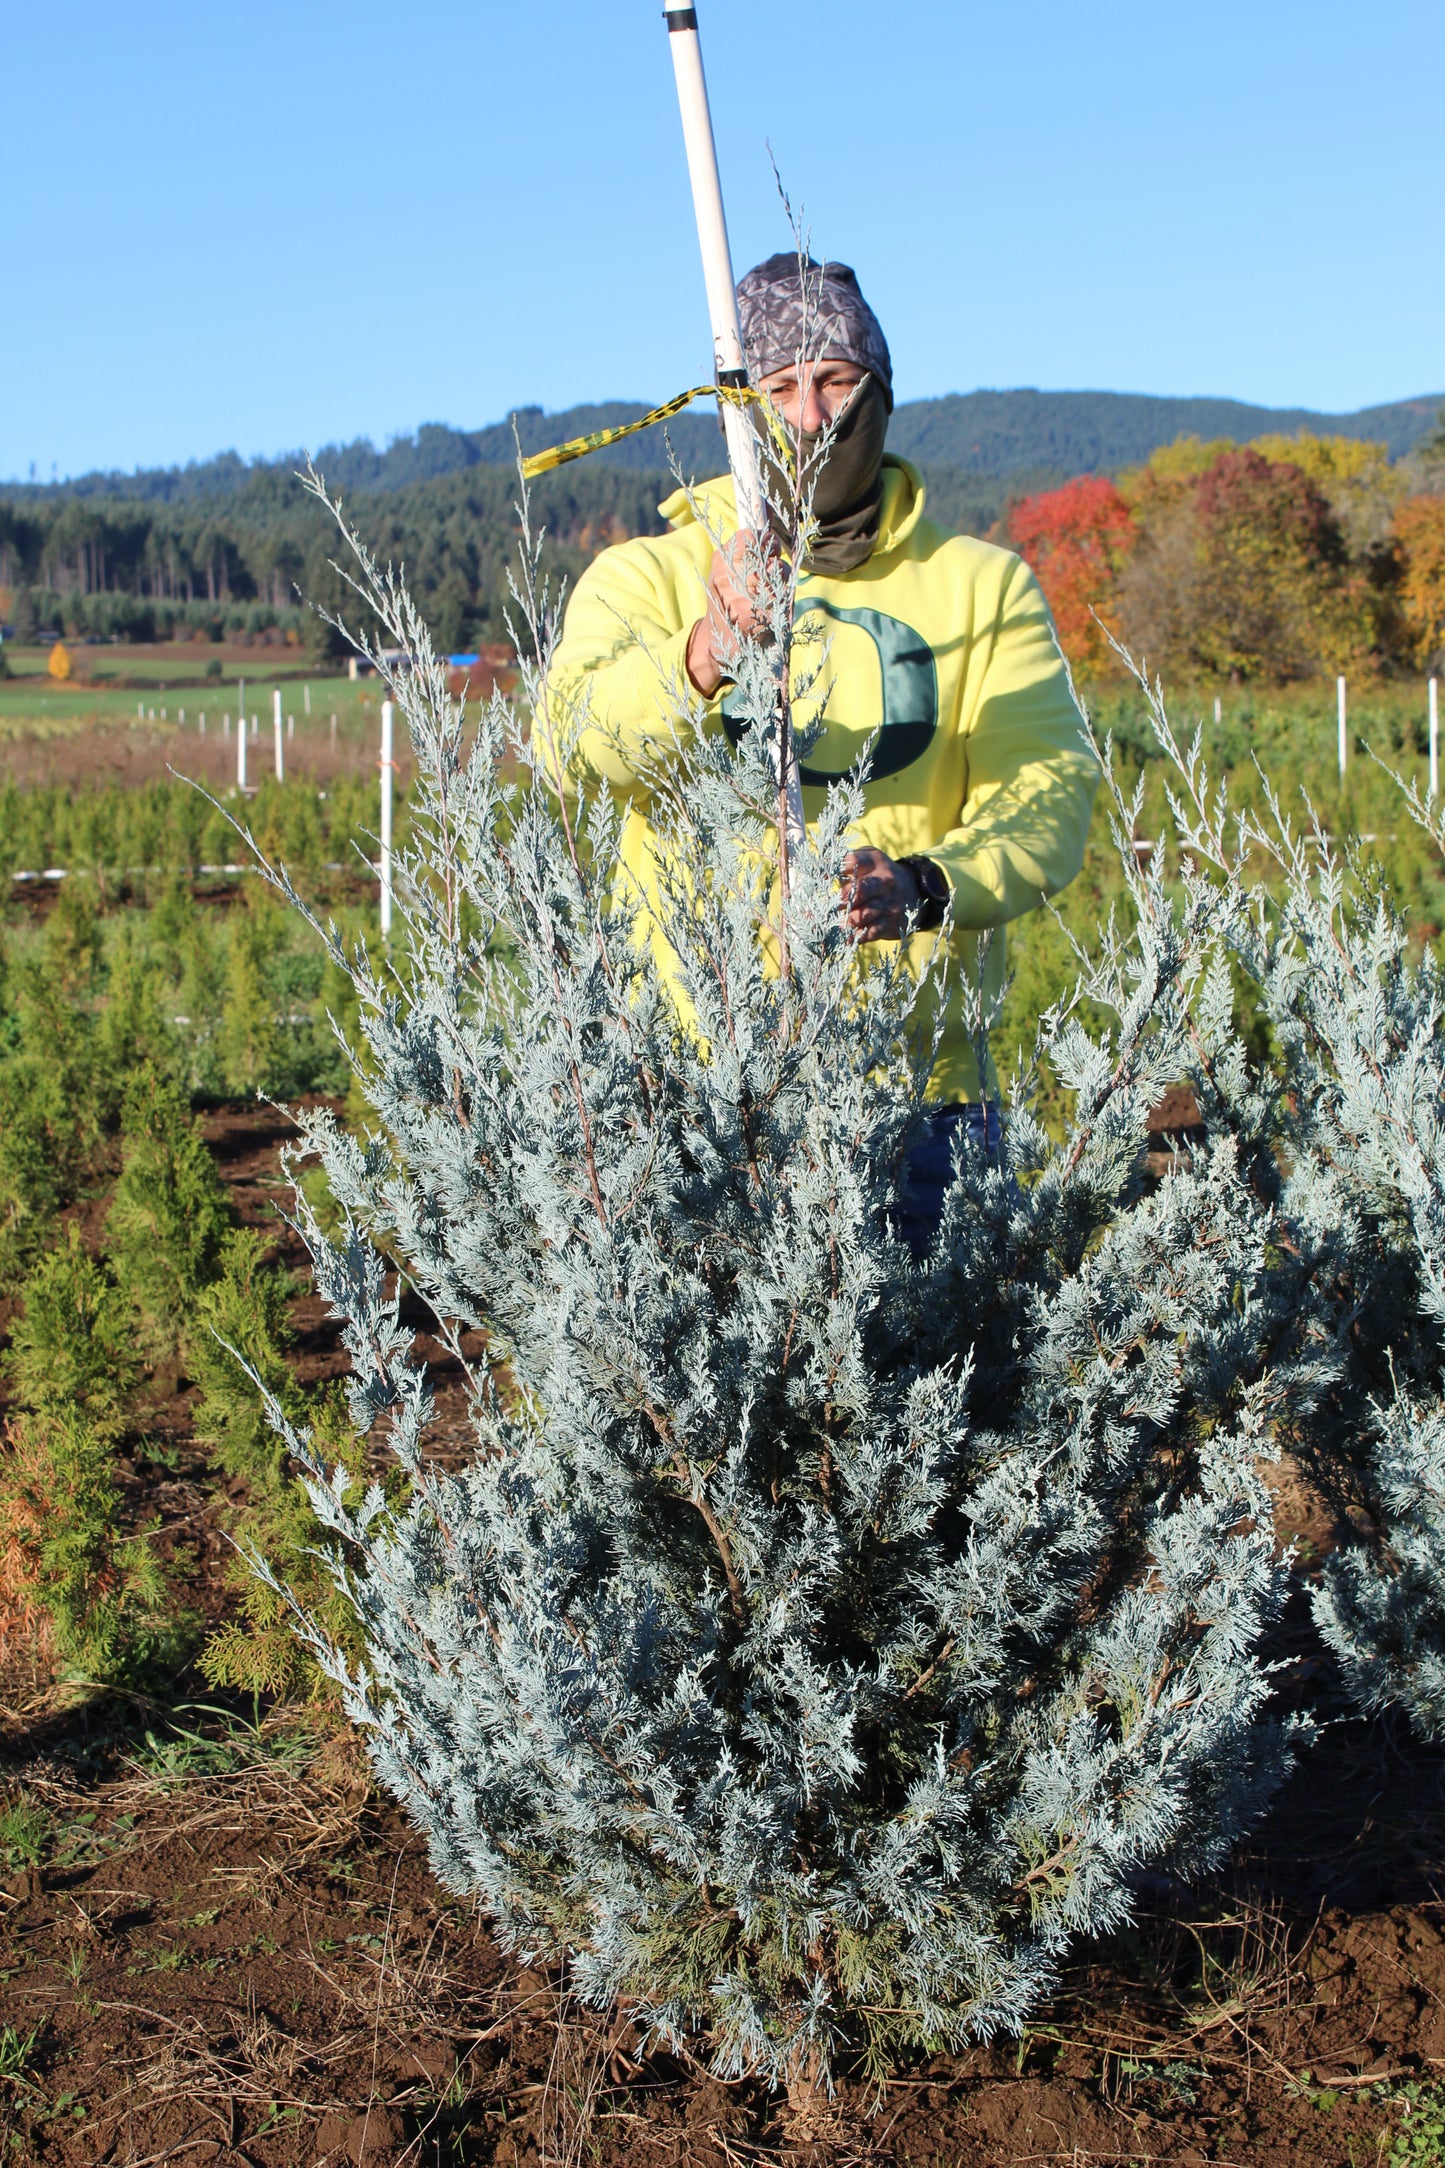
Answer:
[{"left": 228, "top": 474, "right": 1322, "bottom": 2090}]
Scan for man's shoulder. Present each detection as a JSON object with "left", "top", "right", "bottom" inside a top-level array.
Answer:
[
  {"left": 892, "top": 515, "right": 1032, "bottom": 611},
  {"left": 912, "top": 519, "right": 1020, "bottom": 572},
  {"left": 575, "top": 514, "right": 712, "bottom": 601},
  {"left": 877, "top": 462, "right": 1027, "bottom": 596}
]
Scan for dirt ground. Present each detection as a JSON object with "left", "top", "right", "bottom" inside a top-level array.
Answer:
[
  {"left": 2, "top": 1103, "right": 1444, "bottom": 2166},
  {"left": 0, "top": 719, "right": 413, "bottom": 797}
]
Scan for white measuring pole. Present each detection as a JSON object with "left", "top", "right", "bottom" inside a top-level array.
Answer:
[
  {"left": 1431, "top": 676, "right": 1439, "bottom": 801},
  {"left": 664, "top": 10, "right": 762, "bottom": 529},
  {"left": 1337, "top": 675, "right": 1347, "bottom": 779},
  {"left": 379, "top": 699, "right": 394, "bottom": 940},
  {"left": 664, "top": 2, "right": 804, "bottom": 844},
  {"left": 273, "top": 688, "right": 284, "bottom": 780},
  {"left": 237, "top": 703, "right": 247, "bottom": 789}
]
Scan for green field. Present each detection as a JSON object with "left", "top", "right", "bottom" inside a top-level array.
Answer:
[{"left": 0, "top": 644, "right": 384, "bottom": 749}]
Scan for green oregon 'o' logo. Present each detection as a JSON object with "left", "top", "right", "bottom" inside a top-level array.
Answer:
[{"left": 721, "top": 601, "right": 938, "bottom": 786}]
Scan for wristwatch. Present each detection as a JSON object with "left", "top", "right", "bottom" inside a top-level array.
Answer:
[{"left": 898, "top": 855, "right": 950, "bottom": 932}]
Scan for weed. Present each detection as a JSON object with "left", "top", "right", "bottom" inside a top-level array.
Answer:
[
  {"left": 0, "top": 2026, "right": 38, "bottom": 2084},
  {"left": 1388, "top": 2082, "right": 1445, "bottom": 2164},
  {"left": 1116, "top": 2055, "right": 1204, "bottom": 2107},
  {"left": 135, "top": 1438, "right": 182, "bottom": 1471},
  {"left": 0, "top": 1796, "right": 49, "bottom": 1873},
  {"left": 254, "top": 2102, "right": 302, "bottom": 2138}
]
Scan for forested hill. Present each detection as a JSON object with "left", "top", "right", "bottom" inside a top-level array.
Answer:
[
  {"left": 885, "top": 389, "right": 1442, "bottom": 474},
  {"left": 15, "top": 388, "right": 1441, "bottom": 506}
]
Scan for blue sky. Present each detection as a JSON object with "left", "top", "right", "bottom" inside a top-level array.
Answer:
[{"left": 4, "top": 0, "right": 1441, "bottom": 480}]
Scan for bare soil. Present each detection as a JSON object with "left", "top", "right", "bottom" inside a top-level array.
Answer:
[{"left": 1, "top": 1102, "right": 1443, "bottom": 2166}]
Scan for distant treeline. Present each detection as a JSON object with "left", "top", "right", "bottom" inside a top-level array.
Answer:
[
  {"left": 0, "top": 465, "right": 674, "bottom": 655},
  {"left": 2, "top": 385, "right": 1440, "bottom": 669},
  {"left": 0, "top": 454, "right": 1021, "bottom": 656},
  {"left": 9, "top": 386, "right": 1440, "bottom": 504}
]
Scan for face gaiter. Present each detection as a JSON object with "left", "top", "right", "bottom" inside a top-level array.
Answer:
[{"left": 758, "top": 374, "right": 890, "bottom": 576}]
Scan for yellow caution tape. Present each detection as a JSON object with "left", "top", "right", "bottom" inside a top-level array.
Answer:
[{"left": 520, "top": 381, "right": 789, "bottom": 480}]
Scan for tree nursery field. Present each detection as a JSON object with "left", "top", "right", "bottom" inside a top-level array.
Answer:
[{"left": 3, "top": 459, "right": 1445, "bottom": 2168}]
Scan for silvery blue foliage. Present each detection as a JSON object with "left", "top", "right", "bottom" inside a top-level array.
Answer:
[
  {"left": 240, "top": 477, "right": 1312, "bottom": 2088},
  {"left": 1105, "top": 664, "right": 1445, "bottom": 1746}
]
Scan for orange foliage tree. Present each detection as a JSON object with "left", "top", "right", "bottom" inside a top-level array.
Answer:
[
  {"left": 47, "top": 641, "right": 71, "bottom": 681},
  {"left": 1005, "top": 476, "right": 1136, "bottom": 676},
  {"left": 1395, "top": 494, "right": 1445, "bottom": 667}
]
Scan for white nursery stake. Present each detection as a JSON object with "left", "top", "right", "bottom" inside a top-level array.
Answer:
[
  {"left": 664, "top": 1, "right": 803, "bottom": 846},
  {"left": 273, "top": 688, "right": 284, "bottom": 780},
  {"left": 238, "top": 707, "right": 247, "bottom": 790},
  {"left": 1338, "top": 675, "right": 1347, "bottom": 778},
  {"left": 1214, "top": 697, "right": 1222, "bottom": 724},
  {"left": 379, "top": 700, "right": 395, "bottom": 939},
  {"left": 304, "top": 683, "right": 311, "bottom": 716},
  {"left": 1431, "top": 677, "right": 1440, "bottom": 801},
  {"left": 200, "top": 713, "right": 206, "bottom": 734},
  {"left": 330, "top": 713, "right": 337, "bottom": 748},
  {"left": 287, "top": 713, "right": 294, "bottom": 740},
  {"left": 223, "top": 712, "right": 230, "bottom": 737}
]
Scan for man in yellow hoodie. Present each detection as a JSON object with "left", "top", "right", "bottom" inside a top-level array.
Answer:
[{"left": 546, "top": 254, "right": 1097, "bottom": 1250}]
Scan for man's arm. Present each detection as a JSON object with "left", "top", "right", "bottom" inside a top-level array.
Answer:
[
  {"left": 541, "top": 540, "right": 704, "bottom": 799},
  {"left": 923, "top": 555, "right": 1098, "bottom": 930},
  {"left": 542, "top": 531, "right": 765, "bottom": 797},
  {"left": 842, "top": 557, "right": 1096, "bottom": 942}
]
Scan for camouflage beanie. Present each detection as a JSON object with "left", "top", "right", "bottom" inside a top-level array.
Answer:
[{"left": 735, "top": 254, "right": 893, "bottom": 411}]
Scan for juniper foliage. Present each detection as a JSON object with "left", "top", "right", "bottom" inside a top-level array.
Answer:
[
  {"left": 1118, "top": 677, "right": 1445, "bottom": 1744},
  {"left": 220, "top": 454, "right": 1328, "bottom": 2087}
]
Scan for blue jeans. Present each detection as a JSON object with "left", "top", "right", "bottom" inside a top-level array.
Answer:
[{"left": 896, "top": 1102, "right": 1001, "bottom": 1258}]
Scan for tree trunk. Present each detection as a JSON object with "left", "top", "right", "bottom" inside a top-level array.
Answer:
[{"left": 783, "top": 2052, "right": 836, "bottom": 2146}]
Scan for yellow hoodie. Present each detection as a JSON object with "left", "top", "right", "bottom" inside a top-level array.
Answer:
[{"left": 544, "top": 456, "right": 1097, "bottom": 1102}]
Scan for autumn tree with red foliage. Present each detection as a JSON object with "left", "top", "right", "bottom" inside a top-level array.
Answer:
[{"left": 1005, "top": 475, "right": 1137, "bottom": 676}]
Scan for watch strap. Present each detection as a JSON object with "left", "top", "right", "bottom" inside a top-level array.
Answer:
[{"left": 898, "top": 855, "right": 950, "bottom": 932}]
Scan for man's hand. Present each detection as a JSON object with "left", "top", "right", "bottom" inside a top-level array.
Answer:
[
  {"left": 840, "top": 847, "right": 923, "bottom": 943},
  {"left": 685, "top": 530, "right": 771, "bottom": 698}
]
